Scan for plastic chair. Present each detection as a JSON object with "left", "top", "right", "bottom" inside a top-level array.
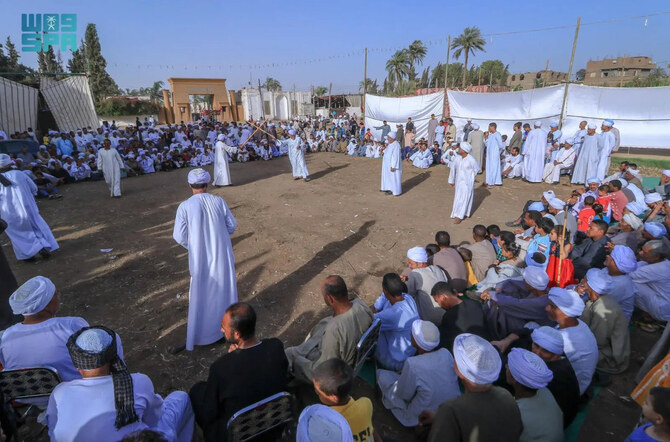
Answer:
[
  {"left": 226, "top": 391, "right": 295, "bottom": 442},
  {"left": 353, "top": 319, "right": 381, "bottom": 379}
]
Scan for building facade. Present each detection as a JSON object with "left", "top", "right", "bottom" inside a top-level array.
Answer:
[
  {"left": 583, "top": 56, "right": 657, "bottom": 87},
  {"left": 507, "top": 71, "right": 568, "bottom": 90}
]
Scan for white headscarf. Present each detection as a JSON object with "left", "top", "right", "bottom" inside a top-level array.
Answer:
[
  {"left": 407, "top": 247, "right": 428, "bottom": 263},
  {"left": 585, "top": 268, "right": 613, "bottom": 295},
  {"left": 187, "top": 168, "right": 210, "bottom": 185},
  {"left": 548, "top": 287, "right": 584, "bottom": 317},
  {"left": 523, "top": 267, "right": 550, "bottom": 291},
  {"left": 411, "top": 319, "right": 440, "bottom": 351},
  {"left": 297, "top": 404, "right": 353, "bottom": 442},
  {"left": 531, "top": 326, "right": 564, "bottom": 355},
  {"left": 9, "top": 276, "right": 56, "bottom": 315},
  {"left": 453, "top": 333, "right": 501, "bottom": 385},
  {"left": 507, "top": 348, "right": 554, "bottom": 389},
  {"left": 610, "top": 245, "right": 638, "bottom": 274}
]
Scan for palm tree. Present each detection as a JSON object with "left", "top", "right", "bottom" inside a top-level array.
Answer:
[
  {"left": 451, "top": 27, "right": 486, "bottom": 87},
  {"left": 359, "top": 78, "right": 379, "bottom": 94},
  {"left": 149, "top": 80, "right": 165, "bottom": 103},
  {"left": 385, "top": 50, "right": 411, "bottom": 89},
  {"left": 312, "top": 85, "right": 328, "bottom": 97},
  {"left": 407, "top": 40, "right": 427, "bottom": 79},
  {"left": 262, "top": 77, "right": 282, "bottom": 92}
]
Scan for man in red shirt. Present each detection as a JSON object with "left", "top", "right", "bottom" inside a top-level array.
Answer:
[{"left": 607, "top": 180, "right": 629, "bottom": 222}]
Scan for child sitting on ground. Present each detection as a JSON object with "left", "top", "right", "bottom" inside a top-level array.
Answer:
[
  {"left": 596, "top": 184, "right": 612, "bottom": 218},
  {"left": 313, "top": 358, "right": 381, "bottom": 442},
  {"left": 626, "top": 387, "right": 670, "bottom": 442},
  {"left": 577, "top": 196, "right": 596, "bottom": 232}
]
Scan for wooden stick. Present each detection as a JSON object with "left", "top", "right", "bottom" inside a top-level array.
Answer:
[
  {"left": 238, "top": 126, "right": 261, "bottom": 149},
  {"left": 247, "top": 121, "right": 278, "bottom": 140},
  {"left": 556, "top": 205, "right": 568, "bottom": 287}
]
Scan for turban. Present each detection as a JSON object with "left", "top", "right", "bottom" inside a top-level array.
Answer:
[
  {"left": 623, "top": 212, "right": 643, "bottom": 231},
  {"left": 645, "top": 222, "right": 667, "bottom": 238},
  {"left": 531, "top": 326, "right": 564, "bottom": 355},
  {"left": 411, "top": 319, "right": 440, "bottom": 351},
  {"left": 297, "top": 404, "right": 353, "bottom": 442},
  {"left": 534, "top": 121, "right": 542, "bottom": 127},
  {"left": 548, "top": 198, "right": 565, "bottom": 210},
  {"left": 459, "top": 142, "right": 472, "bottom": 153},
  {"left": 387, "top": 131, "right": 397, "bottom": 139},
  {"left": 548, "top": 287, "right": 584, "bottom": 317},
  {"left": 523, "top": 266, "right": 550, "bottom": 290},
  {"left": 288, "top": 130, "right": 296, "bottom": 136},
  {"left": 585, "top": 268, "right": 613, "bottom": 295},
  {"left": 9, "top": 276, "right": 56, "bottom": 315},
  {"left": 542, "top": 190, "right": 555, "bottom": 201},
  {"left": 663, "top": 170, "right": 670, "bottom": 178},
  {"left": 627, "top": 168, "right": 641, "bottom": 177},
  {"left": 587, "top": 123, "right": 597, "bottom": 129},
  {"left": 610, "top": 245, "right": 638, "bottom": 274},
  {"left": 0, "top": 154, "right": 12, "bottom": 167},
  {"left": 453, "top": 333, "right": 501, "bottom": 385},
  {"left": 645, "top": 193, "right": 663, "bottom": 204},
  {"left": 586, "top": 177, "right": 600, "bottom": 185},
  {"left": 507, "top": 348, "right": 553, "bottom": 389},
  {"left": 187, "top": 168, "right": 210, "bottom": 185},
  {"left": 472, "top": 123, "right": 480, "bottom": 130},
  {"left": 602, "top": 120, "right": 613, "bottom": 127},
  {"left": 67, "top": 326, "right": 138, "bottom": 430},
  {"left": 618, "top": 178, "right": 628, "bottom": 187},
  {"left": 563, "top": 138, "right": 574, "bottom": 146},
  {"left": 549, "top": 122, "right": 558, "bottom": 128},
  {"left": 528, "top": 202, "right": 545, "bottom": 212},
  {"left": 217, "top": 134, "right": 225, "bottom": 141},
  {"left": 407, "top": 246, "right": 428, "bottom": 263},
  {"left": 605, "top": 119, "right": 615, "bottom": 125}
]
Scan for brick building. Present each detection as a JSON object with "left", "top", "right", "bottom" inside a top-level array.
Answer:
[
  {"left": 507, "top": 70, "right": 568, "bottom": 90},
  {"left": 583, "top": 56, "right": 657, "bottom": 87}
]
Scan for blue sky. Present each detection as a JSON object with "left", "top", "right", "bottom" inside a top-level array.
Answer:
[{"left": 3, "top": 0, "right": 669, "bottom": 93}]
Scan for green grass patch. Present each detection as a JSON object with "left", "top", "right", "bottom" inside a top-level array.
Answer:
[{"left": 611, "top": 156, "right": 670, "bottom": 170}]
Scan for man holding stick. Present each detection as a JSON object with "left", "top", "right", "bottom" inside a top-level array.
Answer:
[{"left": 283, "top": 129, "right": 310, "bottom": 182}]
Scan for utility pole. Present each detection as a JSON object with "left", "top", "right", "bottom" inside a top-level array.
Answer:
[
  {"left": 620, "top": 54, "right": 626, "bottom": 87},
  {"left": 559, "top": 17, "right": 581, "bottom": 129},
  {"left": 544, "top": 59, "right": 550, "bottom": 87},
  {"left": 292, "top": 84, "right": 296, "bottom": 117},
  {"left": 363, "top": 47, "right": 367, "bottom": 120},
  {"left": 257, "top": 78, "right": 265, "bottom": 119},
  {"left": 328, "top": 82, "right": 332, "bottom": 117},
  {"left": 443, "top": 35, "right": 450, "bottom": 118}
]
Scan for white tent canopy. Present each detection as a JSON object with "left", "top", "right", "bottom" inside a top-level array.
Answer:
[{"left": 364, "top": 92, "right": 444, "bottom": 141}]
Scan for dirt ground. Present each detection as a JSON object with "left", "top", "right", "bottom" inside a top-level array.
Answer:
[{"left": 5, "top": 153, "right": 654, "bottom": 440}]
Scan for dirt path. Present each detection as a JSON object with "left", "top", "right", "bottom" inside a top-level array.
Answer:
[{"left": 5, "top": 153, "right": 648, "bottom": 440}]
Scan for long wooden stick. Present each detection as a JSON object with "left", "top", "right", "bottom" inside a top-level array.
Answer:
[
  {"left": 238, "top": 126, "right": 261, "bottom": 149},
  {"left": 556, "top": 205, "right": 568, "bottom": 287},
  {"left": 247, "top": 122, "right": 278, "bottom": 140}
]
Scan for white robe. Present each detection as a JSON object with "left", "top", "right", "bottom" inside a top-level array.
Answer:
[
  {"left": 504, "top": 155, "right": 524, "bottom": 178},
  {"left": 173, "top": 193, "right": 238, "bottom": 350},
  {"left": 632, "top": 260, "right": 670, "bottom": 321},
  {"left": 46, "top": 374, "right": 194, "bottom": 442},
  {"left": 284, "top": 137, "right": 309, "bottom": 178},
  {"left": 410, "top": 149, "right": 432, "bottom": 169},
  {"left": 0, "top": 170, "right": 59, "bottom": 260},
  {"left": 381, "top": 141, "right": 402, "bottom": 195},
  {"left": 97, "top": 148, "right": 124, "bottom": 197},
  {"left": 571, "top": 134, "right": 600, "bottom": 184},
  {"left": 542, "top": 146, "right": 576, "bottom": 183},
  {"left": 485, "top": 132, "right": 503, "bottom": 185},
  {"left": 376, "top": 349, "right": 461, "bottom": 427},
  {"left": 449, "top": 154, "right": 479, "bottom": 219},
  {"left": 597, "top": 131, "right": 615, "bottom": 181},
  {"left": 572, "top": 129, "right": 588, "bottom": 155},
  {"left": 213, "top": 141, "right": 237, "bottom": 186},
  {"left": 522, "top": 128, "right": 547, "bottom": 183}
]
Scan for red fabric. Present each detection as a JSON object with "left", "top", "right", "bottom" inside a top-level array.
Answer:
[{"left": 546, "top": 254, "right": 578, "bottom": 288}]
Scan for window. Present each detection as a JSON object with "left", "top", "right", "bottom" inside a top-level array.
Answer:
[
  {"left": 536, "top": 72, "right": 542, "bottom": 79},
  {"left": 263, "top": 101, "right": 271, "bottom": 115},
  {"left": 590, "top": 72, "right": 596, "bottom": 78},
  {"left": 511, "top": 75, "right": 516, "bottom": 81},
  {"left": 519, "top": 74, "right": 525, "bottom": 80}
]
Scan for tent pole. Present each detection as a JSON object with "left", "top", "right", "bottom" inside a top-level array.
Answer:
[{"left": 560, "top": 17, "right": 580, "bottom": 129}]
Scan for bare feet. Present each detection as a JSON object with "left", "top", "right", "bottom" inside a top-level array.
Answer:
[{"left": 453, "top": 218, "right": 462, "bottom": 224}]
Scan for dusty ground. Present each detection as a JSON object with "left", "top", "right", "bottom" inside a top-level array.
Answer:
[{"left": 5, "top": 153, "right": 653, "bottom": 440}]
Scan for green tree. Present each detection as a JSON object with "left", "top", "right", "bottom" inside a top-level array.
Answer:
[
  {"left": 575, "top": 68, "right": 586, "bottom": 82},
  {"left": 407, "top": 40, "right": 427, "bottom": 79},
  {"left": 38, "top": 46, "right": 61, "bottom": 73},
  {"left": 359, "top": 78, "right": 379, "bottom": 94},
  {"left": 430, "top": 62, "right": 465, "bottom": 88},
  {"left": 418, "top": 67, "right": 430, "bottom": 89},
  {"left": 84, "top": 23, "right": 119, "bottom": 101},
  {"left": 478, "top": 60, "right": 509, "bottom": 86},
  {"left": 68, "top": 40, "right": 87, "bottom": 73},
  {"left": 262, "top": 77, "right": 281, "bottom": 91},
  {"left": 5, "top": 37, "right": 19, "bottom": 71},
  {"left": 385, "top": 49, "right": 411, "bottom": 90},
  {"left": 312, "top": 85, "right": 328, "bottom": 96},
  {"left": 451, "top": 27, "right": 486, "bottom": 87}
]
